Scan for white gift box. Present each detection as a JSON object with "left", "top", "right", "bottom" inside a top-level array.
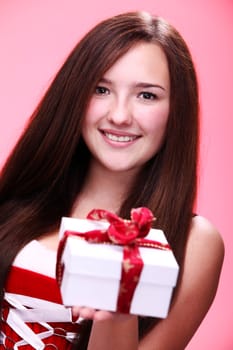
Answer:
[{"left": 57, "top": 217, "right": 179, "bottom": 318}]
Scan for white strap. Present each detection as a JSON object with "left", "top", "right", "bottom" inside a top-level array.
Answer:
[
  {"left": 3, "top": 293, "right": 79, "bottom": 349},
  {"left": 5, "top": 293, "right": 73, "bottom": 323},
  {"left": 6, "top": 308, "right": 52, "bottom": 349}
]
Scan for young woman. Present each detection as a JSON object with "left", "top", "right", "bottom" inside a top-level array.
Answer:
[{"left": 0, "top": 11, "right": 224, "bottom": 350}]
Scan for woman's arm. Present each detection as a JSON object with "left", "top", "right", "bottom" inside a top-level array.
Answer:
[
  {"left": 87, "top": 315, "right": 138, "bottom": 350},
  {"left": 139, "top": 215, "right": 224, "bottom": 349}
]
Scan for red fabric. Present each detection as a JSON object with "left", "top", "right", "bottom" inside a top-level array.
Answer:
[
  {"left": 3, "top": 266, "right": 82, "bottom": 349},
  {"left": 5, "top": 266, "right": 62, "bottom": 303},
  {"left": 1, "top": 320, "right": 79, "bottom": 349}
]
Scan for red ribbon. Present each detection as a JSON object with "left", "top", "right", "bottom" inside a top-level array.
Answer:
[{"left": 56, "top": 207, "right": 171, "bottom": 314}]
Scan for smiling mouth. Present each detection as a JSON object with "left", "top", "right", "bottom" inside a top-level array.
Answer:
[{"left": 103, "top": 131, "right": 138, "bottom": 142}]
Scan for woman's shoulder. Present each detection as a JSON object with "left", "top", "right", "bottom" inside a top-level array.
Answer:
[
  {"left": 182, "top": 214, "right": 224, "bottom": 305},
  {"left": 189, "top": 215, "right": 225, "bottom": 259}
]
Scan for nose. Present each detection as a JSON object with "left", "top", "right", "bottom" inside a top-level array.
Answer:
[{"left": 107, "top": 97, "right": 132, "bottom": 125}]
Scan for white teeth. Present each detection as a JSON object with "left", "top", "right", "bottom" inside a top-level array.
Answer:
[{"left": 104, "top": 132, "right": 136, "bottom": 142}]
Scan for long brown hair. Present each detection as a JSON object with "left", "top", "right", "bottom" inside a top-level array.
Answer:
[{"left": 0, "top": 11, "right": 199, "bottom": 344}]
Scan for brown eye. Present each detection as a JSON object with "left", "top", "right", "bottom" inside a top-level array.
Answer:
[
  {"left": 139, "top": 92, "right": 157, "bottom": 100},
  {"left": 95, "top": 86, "right": 110, "bottom": 95}
]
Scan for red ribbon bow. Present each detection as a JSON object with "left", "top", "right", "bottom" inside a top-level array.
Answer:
[{"left": 56, "top": 207, "right": 170, "bottom": 314}]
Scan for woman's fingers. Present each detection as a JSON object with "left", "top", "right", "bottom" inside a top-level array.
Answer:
[
  {"left": 72, "top": 306, "right": 114, "bottom": 320},
  {"left": 72, "top": 306, "right": 133, "bottom": 322},
  {"left": 93, "top": 310, "right": 115, "bottom": 321},
  {"left": 72, "top": 306, "right": 96, "bottom": 319}
]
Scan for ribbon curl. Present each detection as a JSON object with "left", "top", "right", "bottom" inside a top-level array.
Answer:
[{"left": 56, "top": 207, "right": 171, "bottom": 314}]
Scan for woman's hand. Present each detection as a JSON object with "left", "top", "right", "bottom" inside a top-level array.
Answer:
[
  {"left": 72, "top": 305, "right": 133, "bottom": 321},
  {"left": 72, "top": 306, "right": 139, "bottom": 350}
]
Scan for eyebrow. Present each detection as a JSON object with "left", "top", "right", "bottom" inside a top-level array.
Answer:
[
  {"left": 135, "top": 82, "right": 166, "bottom": 91},
  {"left": 98, "top": 78, "right": 166, "bottom": 91}
]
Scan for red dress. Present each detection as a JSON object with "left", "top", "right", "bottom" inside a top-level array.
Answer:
[{"left": 1, "top": 240, "right": 83, "bottom": 349}]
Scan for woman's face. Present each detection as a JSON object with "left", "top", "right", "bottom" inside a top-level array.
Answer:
[{"left": 82, "top": 42, "right": 170, "bottom": 174}]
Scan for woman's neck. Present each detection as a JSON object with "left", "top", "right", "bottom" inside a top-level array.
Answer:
[{"left": 72, "top": 161, "right": 138, "bottom": 219}]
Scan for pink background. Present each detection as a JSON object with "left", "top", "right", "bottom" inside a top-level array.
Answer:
[{"left": 0, "top": 0, "right": 232, "bottom": 348}]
